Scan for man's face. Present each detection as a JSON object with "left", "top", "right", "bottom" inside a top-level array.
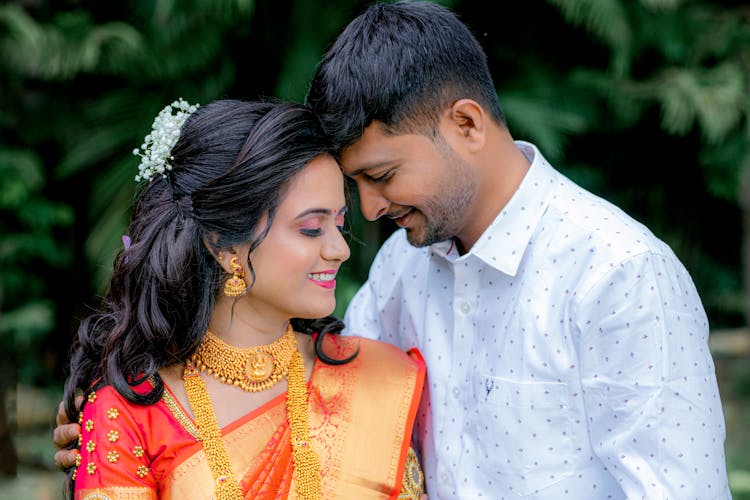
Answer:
[{"left": 339, "top": 121, "right": 478, "bottom": 247}]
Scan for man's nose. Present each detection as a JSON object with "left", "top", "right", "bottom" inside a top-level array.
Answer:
[{"left": 357, "top": 182, "right": 390, "bottom": 221}]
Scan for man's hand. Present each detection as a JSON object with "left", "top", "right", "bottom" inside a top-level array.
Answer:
[{"left": 52, "top": 397, "right": 82, "bottom": 470}]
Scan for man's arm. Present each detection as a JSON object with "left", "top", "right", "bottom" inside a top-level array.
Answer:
[
  {"left": 343, "top": 231, "right": 409, "bottom": 342},
  {"left": 576, "top": 251, "right": 730, "bottom": 498},
  {"left": 343, "top": 276, "right": 384, "bottom": 340}
]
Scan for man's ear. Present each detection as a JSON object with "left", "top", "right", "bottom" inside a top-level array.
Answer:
[{"left": 442, "top": 98, "right": 487, "bottom": 153}]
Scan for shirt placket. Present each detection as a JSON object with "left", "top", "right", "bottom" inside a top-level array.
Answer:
[{"left": 438, "top": 258, "right": 479, "bottom": 493}]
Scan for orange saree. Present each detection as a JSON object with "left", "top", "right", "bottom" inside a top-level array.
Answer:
[{"left": 74, "top": 337, "right": 425, "bottom": 499}]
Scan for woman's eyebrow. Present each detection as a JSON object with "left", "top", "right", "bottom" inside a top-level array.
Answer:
[{"left": 294, "top": 205, "right": 347, "bottom": 220}]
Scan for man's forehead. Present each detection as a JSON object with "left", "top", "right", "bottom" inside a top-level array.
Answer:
[{"left": 339, "top": 123, "right": 402, "bottom": 175}]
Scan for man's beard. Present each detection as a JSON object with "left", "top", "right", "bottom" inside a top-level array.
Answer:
[{"left": 404, "top": 185, "right": 475, "bottom": 247}]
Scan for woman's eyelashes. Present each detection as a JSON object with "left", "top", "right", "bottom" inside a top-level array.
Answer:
[
  {"left": 300, "top": 227, "right": 323, "bottom": 237},
  {"left": 299, "top": 220, "right": 323, "bottom": 237},
  {"left": 298, "top": 219, "right": 344, "bottom": 237},
  {"left": 300, "top": 225, "right": 347, "bottom": 237},
  {"left": 298, "top": 208, "right": 348, "bottom": 237}
]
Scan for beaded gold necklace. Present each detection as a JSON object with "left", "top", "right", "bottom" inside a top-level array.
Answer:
[
  {"left": 189, "top": 324, "right": 296, "bottom": 392},
  {"left": 183, "top": 327, "right": 321, "bottom": 500}
]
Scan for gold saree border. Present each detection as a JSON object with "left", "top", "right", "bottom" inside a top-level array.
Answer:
[
  {"left": 392, "top": 348, "right": 426, "bottom": 499},
  {"left": 305, "top": 338, "right": 426, "bottom": 499},
  {"left": 78, "top": 486, "right": 156, "bottom": 500},
  {"left": 161, "top": 385, "right": 200, "bottom": 440}
]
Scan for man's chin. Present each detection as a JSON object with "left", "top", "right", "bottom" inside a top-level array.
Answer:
[
  {"left": 404, "top": 225, "right": 446, "bottom": 248},
  {"left": 400, "top": 212, "right": 450, "bottom": 247},
  {"left": 404, "top": 228, "right": 428, "bottom": 247}
]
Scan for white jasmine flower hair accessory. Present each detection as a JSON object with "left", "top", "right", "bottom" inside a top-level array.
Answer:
[{"left": 133, "top": 98, "right": 200, "bottom": 182}]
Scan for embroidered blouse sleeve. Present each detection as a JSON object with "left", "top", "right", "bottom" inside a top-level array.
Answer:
[{"left": 74, "top": 386, "right": 157, "bottom": 500}]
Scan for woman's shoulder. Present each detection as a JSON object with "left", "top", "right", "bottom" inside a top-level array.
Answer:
[
  {"left": 312, "top": 337, "right": 425, "bottom": 420},
  {"left": 80, "top": 378, "right": 164, "bottom": 423},
  {"left": 89, "top": 377, "right": 158, "bottom": 401},
  {"left": 356, "top": 336, "right": 419, "bottom": 356},
  {"left": 82, "top": 383, "right": 128, "bottom": 410},
  {"left": 340, "top": 336, "right": 425, "bottom": 375}
]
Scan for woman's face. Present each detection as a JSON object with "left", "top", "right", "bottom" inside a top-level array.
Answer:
[{"left": 240, "top": 154, "right": 350, "bottom": 321}]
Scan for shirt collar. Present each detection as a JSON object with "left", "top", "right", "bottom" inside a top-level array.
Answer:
[{"left": 430, "top": 141, "right": 559, "bottom": 276}]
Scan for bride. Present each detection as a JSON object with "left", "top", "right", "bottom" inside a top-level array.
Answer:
[{"left": 61, "top": 98, "right": 426, "bottom": 499}]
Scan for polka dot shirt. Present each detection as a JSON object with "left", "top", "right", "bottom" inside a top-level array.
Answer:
[{"left": 343, "top": 142, "right": 730, "bottom": 499}]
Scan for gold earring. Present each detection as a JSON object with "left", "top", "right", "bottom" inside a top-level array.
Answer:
[{"left": 223, "top": 257, "right": 247, "bottom": 297}]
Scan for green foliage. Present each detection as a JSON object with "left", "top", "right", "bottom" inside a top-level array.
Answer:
[
  {"left": 274, "top": 0, "right": 360, "bottom": 101},
  {"left": 547, "top": 0, "right": 632, "bottom": 74},
  {"left": 0, "top": 146, "right": 72, "bottom": 382},
  {"left": 501, "top": 86, "right": 592, "bottom": 162},
  {"left": 542, "top": 0, "right": 749, "bottom": 148},
  {"left": 0, "top": 0, "right": 746, "bottom": 390},
  {"left": 0, "top": 5, "right": 143, "bottom": 80}
]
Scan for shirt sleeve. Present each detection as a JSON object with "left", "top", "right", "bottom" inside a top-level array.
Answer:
[
  {"left": 74, "top": 386, "right": 157, "bottom": 499},
  {"left": 575, "top": 250, "right": 730, "bottom": 499},
  {"left": 343, "top": 233, "right": 402, "bottom": 342},
  {"left": 343, "top": 275, "right": 384, "bottom": 341}
]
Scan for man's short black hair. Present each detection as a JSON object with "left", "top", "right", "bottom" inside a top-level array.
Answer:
[{"left": 306, "top": 0, "right": 505, "bottom": 151}]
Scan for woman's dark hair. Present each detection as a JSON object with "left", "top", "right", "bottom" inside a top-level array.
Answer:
[
  {"left": 63, "top": 99, "right": 349, "bottom": 492},
  {"left": 306, "top": 0, "right": 506, "bottom": 151}
]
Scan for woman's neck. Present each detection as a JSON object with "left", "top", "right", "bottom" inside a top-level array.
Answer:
[{"left": 208, "top": 296, "right": 291, "bottom": 348}]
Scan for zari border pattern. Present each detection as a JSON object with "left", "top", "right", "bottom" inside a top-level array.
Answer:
[
  {"left": 79, "top": 486, "right": 156, "bottom": 500},
  {"left": 156, "top": 378, "right": 200, "bottom": 440}
]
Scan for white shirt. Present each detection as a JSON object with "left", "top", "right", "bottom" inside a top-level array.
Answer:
[{"left": 344, "top": 142, "right": 730, "bottom": 499}]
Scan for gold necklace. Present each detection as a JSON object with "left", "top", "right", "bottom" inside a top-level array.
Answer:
[
  {"left": 286, "top": 350, "right": 322, "bottom": 498},
  {"left": 190, "top": 324, "right": 296, "bottom": 392},
  {"left": 183, "top": 329, "right": 321, "bottom": 499},
  {"left": 183, "top": 363, "right": 244, "bottom": 500}
]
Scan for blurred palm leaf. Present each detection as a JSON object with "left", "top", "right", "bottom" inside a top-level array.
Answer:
[
  {"left": 501, "top": 82, "right": 594, "bottom": 162},
  {"left": 547, "top": 0, "right": 632, "bottom": 74},
  {"left": 85, "top": 154, "right": 135, "bottom": 289},
  {"left": 657, "top": 64, "right": 745, "bottom": 143},
  {"left": 0, "top": 5, "right": 143, "bottom": 80}
]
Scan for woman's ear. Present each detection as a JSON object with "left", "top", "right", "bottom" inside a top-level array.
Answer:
[
  {"left": 201, "top": 233, "right": 236, "bottom": 274},
  {"left": 441, "top": 98, "right": 487, "bottom": 153},
  {"left": 216, "top": 249, "right": 244, "bottom": 275}
]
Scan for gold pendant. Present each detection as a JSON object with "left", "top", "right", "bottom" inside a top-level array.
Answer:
[{"left": 246, "top": 352, "right": 274, "bottom": 382}]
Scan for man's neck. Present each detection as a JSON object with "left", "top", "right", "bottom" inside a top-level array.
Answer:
[{"left": 455, "top": 133, "right": 530, "bottom": 253}]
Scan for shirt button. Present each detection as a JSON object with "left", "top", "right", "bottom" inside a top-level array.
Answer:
[
  {"left": 452, "top": 387, "right": 460, "bottom": 398},
  {"left": 460, "top": 302, "right": 471, "bottom": 314},
  {"left": 441, "top": 473, "right": 450, "bottom": 484}
]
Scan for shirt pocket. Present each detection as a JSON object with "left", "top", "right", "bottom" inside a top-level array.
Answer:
[{"left": 471, "top": 376, "right": 575, "bottom": 496}]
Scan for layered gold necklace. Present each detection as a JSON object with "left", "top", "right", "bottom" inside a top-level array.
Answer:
[{"left": 183, "top": 324, "right": 321, "bottom": 500}]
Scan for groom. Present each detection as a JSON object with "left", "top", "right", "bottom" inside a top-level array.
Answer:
[
  {"left": 305, "top": 1, "right": 730, "bottom": 499},
  {"left": 56, "top": 1, "right": 730, "bottom": 498}
]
